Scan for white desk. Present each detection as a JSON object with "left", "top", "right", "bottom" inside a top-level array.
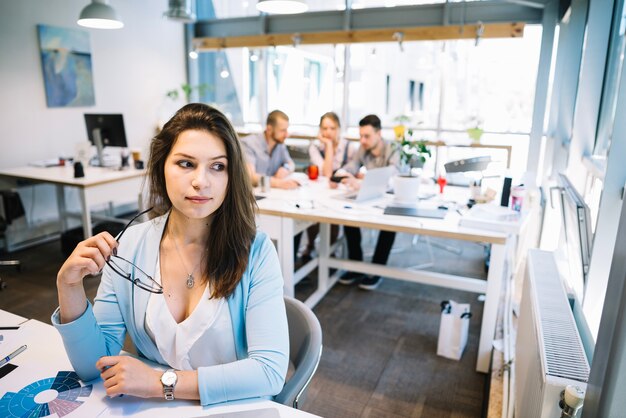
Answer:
[
  {"left": 0, "top": 310, "right": 27, "bottom": 327},
  {"left": 256, "top": 179, "right": 516, "bottom": 373},
  {"left": 0, "top": 165, "right": 145, "bottom": 239},
  {"left": 0, "top": 313, "right": 319, "bottom": 418}
]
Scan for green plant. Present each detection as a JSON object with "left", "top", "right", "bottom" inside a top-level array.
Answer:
[
  {"left": 393, "top": 114, "right": 412, "bottom": 124},
  {"left": 466, "top": 116, "right": 484, "bottom": 142},
  {"left": 394, "top": 128, "right": 431, "bottom": 174},
  {"left": 166, "top": 83, "right": 212, "bottom": 102},
  {"left": 467, "top": 126, "right": 484, "bottom": 142}
]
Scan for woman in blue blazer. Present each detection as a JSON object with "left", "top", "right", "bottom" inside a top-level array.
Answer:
[{"left": 52, "top": 103, "right": 289, "bottom": 405}]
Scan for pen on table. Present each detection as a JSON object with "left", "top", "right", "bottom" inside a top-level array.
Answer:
[
  {"left": 456, "top": 209, "right": 464, "bottom": 216},
  {"left": 0, "top": 344, "right": 27, "bottom": 367}
]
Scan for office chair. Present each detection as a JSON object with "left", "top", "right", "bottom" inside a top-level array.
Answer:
[
  {"left": 0, "top": 190, "right": 25, "bottom": 290},
  {"left": 444, "top": 155, "right": 491, "bottom": 186},
  {"left": 275, "top": 296, "right": 323, "bottom": 409},
  {"left": 0, "top": 216, "right": 21, "bottom": 290}
]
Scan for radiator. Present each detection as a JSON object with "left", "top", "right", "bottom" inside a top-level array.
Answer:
[{"left": 515, "top": 249, "right": 590, "bottom": 418}]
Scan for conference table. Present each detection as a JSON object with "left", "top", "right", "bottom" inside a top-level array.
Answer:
[
  {"left": 0, "top": 310, "right": 319, "bottom": 418},
  {"left": 255, "top": 177, "right": 523, "bottom": 373},
  {"left": 0, "top": 165, "right": 145, "bottom": 240}
]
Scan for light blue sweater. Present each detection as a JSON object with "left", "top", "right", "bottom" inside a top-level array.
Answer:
[{"left": 51, "top": 214, "right": 289, "bottom": 405}]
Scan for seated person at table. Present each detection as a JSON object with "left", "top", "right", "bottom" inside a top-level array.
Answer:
[
  {"left": 299, "top": 112, "right": 354, "bottom": 262},
  {"left": 335, "top": 114, "right": 400, "bottom": 290},
  {"left": 52, "top": 103, "right": 289, "bottom": 405},
  {"left": 242, "top": 109, "right": 299, "bottom": 190}
]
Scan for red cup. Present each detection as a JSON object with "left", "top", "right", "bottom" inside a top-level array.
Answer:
[{"left": 307, "top": 164, "right": 319, "bottom": 180}]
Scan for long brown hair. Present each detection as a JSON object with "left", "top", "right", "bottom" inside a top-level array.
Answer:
[{"left": 147, "top": 103, "right": 257, "bottom": 298}]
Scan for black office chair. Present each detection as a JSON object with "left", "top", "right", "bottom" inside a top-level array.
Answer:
[
  {"left": 0, "top": 216, "right": 21, "bottom": 290},
  {"left": 0, "top": 190, "right": 24, "bottom": 290}
]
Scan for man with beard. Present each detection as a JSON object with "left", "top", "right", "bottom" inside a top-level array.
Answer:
[
  {"left": 243, "top": 110, "right": 299, "bottom": 190},
  {"left": 335, "top": 114, "right": 400, "bottom": 290}
]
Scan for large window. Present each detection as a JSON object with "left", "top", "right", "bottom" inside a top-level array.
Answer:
[
  {"left": 192, "top": 2, "right": 542, "bottom": 179},
  {"left": 266, "top": 46, "right": 336, "bottom": 127}
]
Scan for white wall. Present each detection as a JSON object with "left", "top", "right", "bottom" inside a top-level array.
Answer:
[
  {"left": 0, "top": 0, "right": 185, "bottom": 244},
  {"left": 0, "top": 0, "right": 186, "bottom": 168}
]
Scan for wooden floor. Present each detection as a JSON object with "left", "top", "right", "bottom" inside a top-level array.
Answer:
[{"left": 0, "top": 232, "right": 488, "bottom": 418}]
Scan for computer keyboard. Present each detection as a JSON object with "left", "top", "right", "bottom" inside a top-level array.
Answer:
[{"left": 384, "top": 206, "right": 447, "bottom": 219}]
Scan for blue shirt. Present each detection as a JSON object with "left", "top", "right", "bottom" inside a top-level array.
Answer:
[
  {"left": 241, "top": 133, "right": 295, "bottom": 176},
  {"left": 52, "top": 213, "right": 289, "bottom": 406}
]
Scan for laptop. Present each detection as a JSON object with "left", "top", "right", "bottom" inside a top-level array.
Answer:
[{"left": 339, "top": 166, "right": 394, "bottom": 202}]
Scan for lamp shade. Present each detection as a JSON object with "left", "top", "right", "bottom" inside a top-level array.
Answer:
[
  {"left": 163, "top": 0, "right": 196, "bottom": 22},
  {"left": 77, "top": 0, "right": 124, "bottom": 29},
  {"left": 256, "top": 0, "right": 308, "bottom": 14}
]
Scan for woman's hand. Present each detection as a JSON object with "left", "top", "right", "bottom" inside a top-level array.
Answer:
[
  {"left": 317, "top": 132, "right": 334, "bottom": 149},
  {"left": 97, "top": 356, "right": 162, "bottom": 399},
  {"left": 57, "top": 232, "right": 118, "bottom": 288}
]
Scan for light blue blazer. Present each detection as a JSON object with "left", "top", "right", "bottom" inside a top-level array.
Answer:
[{"left": 51, "top": 213, "right": 289, "bottom": 406}]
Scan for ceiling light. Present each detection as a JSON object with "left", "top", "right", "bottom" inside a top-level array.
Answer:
[
  {"left": 256, "top": 0, "right": 308, "bottom": 14},
  {"left": 77, "top": 0, "right": 124, "bottom": 29},
  {"left": 164, "top": 0, "right": 196, "bottom": 22}
]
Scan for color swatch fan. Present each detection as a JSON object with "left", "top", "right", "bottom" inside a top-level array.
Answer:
[{"left": 0, "top": 371, "right": 92, "bottom": 417}]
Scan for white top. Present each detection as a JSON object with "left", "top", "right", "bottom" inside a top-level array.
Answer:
[
  {"left": 308, "top": 137, "right": 353, "bottom": 172},
  {"left": 146, "top": 254, "right": 237, "bottom": 370}
]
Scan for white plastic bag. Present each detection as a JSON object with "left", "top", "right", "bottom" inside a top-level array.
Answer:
[{"left": 437, "top": 300, "right": 472, "bottom": 360}]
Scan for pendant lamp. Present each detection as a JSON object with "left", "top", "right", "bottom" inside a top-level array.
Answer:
[
  {"left": 77, "top": 0, "right": 124, "bottom": 29},
  {"left": 256, "top": 0, "right": 308, "bottom": 14},
  {"left": 163, "top": 0, "right": 196, "bottom": 23}
]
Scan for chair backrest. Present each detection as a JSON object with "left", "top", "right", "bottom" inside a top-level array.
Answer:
[
  {"left": 444, "top": 155, "right": 491, "bottom": 173},
  {"left": 275, "top": 296, "right": 323, "bottom": 409}
]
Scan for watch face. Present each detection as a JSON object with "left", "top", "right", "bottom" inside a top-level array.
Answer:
[{"left": 161, "top": 371, "right": 177, "bottom": 386}]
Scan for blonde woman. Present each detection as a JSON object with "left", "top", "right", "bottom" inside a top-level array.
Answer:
[{"left": 299, "top": 112, "right": 353, "bottom": 262}]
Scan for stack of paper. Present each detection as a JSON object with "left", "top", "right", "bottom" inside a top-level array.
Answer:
[{"left": 459, "top": 204, "right": 522, "bottom": 234}]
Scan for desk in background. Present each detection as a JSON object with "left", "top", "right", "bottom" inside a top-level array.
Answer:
[
  {"left": 255, "top": 180, "right": 524, "bottom": 373},
  {"left": 0, "top": 310, "right": 319, "bottom": 418},
  {"left": 0, "top": 165, "right": 145, "bottom": 240}
]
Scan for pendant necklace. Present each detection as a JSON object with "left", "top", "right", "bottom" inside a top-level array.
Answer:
[{"left": 171, "top": 232, "right": 202, "bottom": 289}]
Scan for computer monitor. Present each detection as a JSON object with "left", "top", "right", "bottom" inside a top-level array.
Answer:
[{"left": 84, "top": 114, "right": 128, "bottom": 166}]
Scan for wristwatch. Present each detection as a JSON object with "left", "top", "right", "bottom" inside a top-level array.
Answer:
[{"left": 160, "top": 369, "right": 178, "bottom": 400}]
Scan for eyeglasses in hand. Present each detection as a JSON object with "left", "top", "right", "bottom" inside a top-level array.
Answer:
[{"left": 106, "top": 207, "right": 163, "bottom": 294}]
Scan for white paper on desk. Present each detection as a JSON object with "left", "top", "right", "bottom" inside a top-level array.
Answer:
[
  {"left": 466, "top": 205, "right": 520, "bottom": 221},
  {"left": 288, "top": 172, "right": 309, "bottom": 186},
  {"left": 0, "top": 363, "right": 109, "bottom": 418},
  {"left": 459, "top": 204, "right": 521, "bottom": 234},
  {"left": 0, "top": 320, "right": 109, "bottom": 418},
  {"left": 0, "top": 330, "right": 20, "bottom": 348}
]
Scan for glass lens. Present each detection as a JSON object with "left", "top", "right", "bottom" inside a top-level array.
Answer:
[{"left": 107, "top": 256, "right": 163, "bottom": 294}]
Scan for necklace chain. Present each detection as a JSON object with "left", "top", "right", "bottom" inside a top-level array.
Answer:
[{"left": 170, "top": 230, "right": 202, "bottom": 290}]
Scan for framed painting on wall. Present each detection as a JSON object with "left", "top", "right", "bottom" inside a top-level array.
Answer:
[{"left": 37, "top": 24, "right": 95, "bottom": 107}]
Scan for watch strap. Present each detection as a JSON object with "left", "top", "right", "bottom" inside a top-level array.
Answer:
[{"left": 161, "top": 369, "right": 177, "bottom": 401}]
